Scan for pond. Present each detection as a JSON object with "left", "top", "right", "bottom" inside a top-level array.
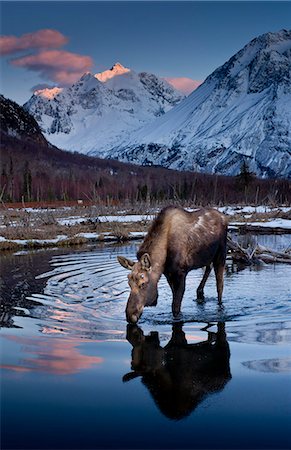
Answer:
[{"left": 1, "top": 236, "right": 291, "bottom": 450}]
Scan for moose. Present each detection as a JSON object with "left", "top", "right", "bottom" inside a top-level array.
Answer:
[
  {"left": 118, "top": 206, "right": 228, "bottom": 324},
  {"left": 123, "top": 322, "right": 231, "bottom": 420}
]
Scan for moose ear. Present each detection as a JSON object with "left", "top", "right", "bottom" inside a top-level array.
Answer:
[
  {"left": 140, "top": 253, "right": 151, "bottom": 271},
  {"left": 117, "top": 255, "right": 135, "bottom": 270}
]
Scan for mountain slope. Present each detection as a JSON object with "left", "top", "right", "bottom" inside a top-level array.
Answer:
[
  {"left": 110, "top": 30, "right": 291, "bottom": 178},
  {"left": 24, "top": 63, "right": 183, "bottom": 157},
  {"left": 1, "top": 95, "right": 290, "bottom": 204},
  {"left": 0, "top": 94, "right": 47, "bottom": 145}
]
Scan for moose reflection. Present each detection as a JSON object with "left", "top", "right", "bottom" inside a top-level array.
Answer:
[{"left": 123, "top": 322, "right": 231, "bottom": 420}]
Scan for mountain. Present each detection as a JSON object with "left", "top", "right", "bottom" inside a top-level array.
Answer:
[
  {"left": 109, "top": 30, "right": 291, "bottom": 178},
  {"left": 1, "top": 95, "right": 290, "bottom": 204},
  {"left": 0, "top": 94, "right": 47, "bottom": 145},
  {"left": 24, "top": 63, "right": 183, "bottom": 157},
  {"left": 1, "top": 94, "right": 192, "bottom": 203}
]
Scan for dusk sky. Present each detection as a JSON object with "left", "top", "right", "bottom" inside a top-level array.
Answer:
[{"left": 1, "top": 1, "right": 290, "bottom": 104}]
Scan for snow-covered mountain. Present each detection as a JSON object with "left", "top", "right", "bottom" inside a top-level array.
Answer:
[
  {"left": 110, "top": 30, "right": 291, "bottom": 178},
  {"left": 24, "top": 63, "right": 183, "bottom": 156}
]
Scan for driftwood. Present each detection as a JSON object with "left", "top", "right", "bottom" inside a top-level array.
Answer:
[
  {"left": 233, "top": 223, "right": 291, "bottom": 235},
  {"left": 227, "top": 236, "right": 291, "bottom": 265}
]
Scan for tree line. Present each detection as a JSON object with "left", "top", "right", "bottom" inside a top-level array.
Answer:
[{"left": 1, "top": 133, "right": 290, "bottom": 206}]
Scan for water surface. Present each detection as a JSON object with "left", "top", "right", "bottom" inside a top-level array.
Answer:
[{"left": 1, "top": 237, "right": 291, "bottom": 449}]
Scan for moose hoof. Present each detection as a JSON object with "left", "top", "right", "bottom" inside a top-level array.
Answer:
[{"left": 196, "top": 289, "right": 205, "bottom": 301}]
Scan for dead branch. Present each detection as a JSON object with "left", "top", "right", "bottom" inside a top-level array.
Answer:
[{"left": 227, "top": 235, "right": 291, "bottom": 265}]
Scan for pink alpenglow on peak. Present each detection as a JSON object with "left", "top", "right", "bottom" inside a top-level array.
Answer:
[
  {"left": 35, "top": 86, "right": 63, "bottom": 99},
  {"left": 24, "top": 60, "right": 183, "bottom": 158},
  {"left": 95, "top": 62, "right": 131, "bottom": 82},
  {"left": 164, "top": 77, "right": 202, "bottom": 95}
]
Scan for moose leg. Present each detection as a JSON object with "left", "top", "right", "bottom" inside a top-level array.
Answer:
[
  {"left": 167, "top": 272, "right": 186, "bottom": 317},
  {"left": 172, "top": 275, "right": 186, "bottom": 317},
  {"left": 214, "top": 262, "right": 225, "bottom": 303},
  {"left": 167, "top": 322, "right": 187, "bottom": 347},
  {"left": 197, "top": 265, "right": 211, "bottom": 300}
]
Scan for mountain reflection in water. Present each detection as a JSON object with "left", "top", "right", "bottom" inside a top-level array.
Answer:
[{"left": 124, "top": 322, "right": 231, "bottom": 420}]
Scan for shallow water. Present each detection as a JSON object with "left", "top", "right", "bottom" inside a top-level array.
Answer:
[{"left": 1, "top": 236, "right": 291, "bottom": 449}]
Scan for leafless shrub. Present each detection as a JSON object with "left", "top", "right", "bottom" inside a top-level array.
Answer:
[
  {"left": 0, "top": 240, "right": 19, "bottom": 251},
  {"left": 59, "top": 236, "right": 88, "bottom": 246},
  {"left": 109, "top": 222, "right": 129, "bottom": 242},
  {"left": 2, "top": 213, "right": 13, "bottom": 227},
  {"left": 37, "top": 210, "right": 57, "bottom": 226}
]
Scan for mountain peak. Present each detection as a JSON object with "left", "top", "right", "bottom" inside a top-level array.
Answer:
[
  {"left": 24, "top": 61, "right": 182, "bottom": 157},
  {"left": 111, "top": 62, "right": 127, "bottom": 71},
  {"left": 79, "top": 71, "right": 95, "bottom": 80},
  {"left": 78, "top": 71, "right": 103, "bottom": 86},
  {"left": 243, "top": 28, "right": 291, "bottom": 57},
  {"left": 204, "top": 28, "right": 291, "bottom": 92},
  {"left": 95, "top": 62, "right": 130, "bottom": 83},
  {"left": 34, "top": 86, "right": 63, "bottom": 100},
  {"left": 256, "top": 28, "right": 291, "bottom": 44},
  {"left": 108, "top": 29, "right": 291, "bottom": 178}
]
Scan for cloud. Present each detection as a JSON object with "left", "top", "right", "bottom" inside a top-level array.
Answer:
[
  {"left": 0, "top": 29, "right": 68, "bottom": 55},
  {"left": 11, "top": 50, "right": 94, "bottom": 85},
  {"left": 165, "top": 77, "right": 202, "bottom": 95},
  {"left": 30, "top": 83, "right": 56, "bottom": 92},
  {"left": 1, "top": 29, "right": 93, "bottom": 85}
]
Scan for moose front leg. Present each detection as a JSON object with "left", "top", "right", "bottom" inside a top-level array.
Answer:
[
  {"left": 197, "top": 265, "right": 211, "bottom": 300},
  {"left": 167, "top": 272, "right": 186, "bottom": 318}
]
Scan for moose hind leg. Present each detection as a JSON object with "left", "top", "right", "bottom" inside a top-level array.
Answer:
[
  {"left": 197, "top": 265, "right": 211, "bottom": 300},
  {"left": 214, "top": 262, "right": 225, "bottom": 303}
]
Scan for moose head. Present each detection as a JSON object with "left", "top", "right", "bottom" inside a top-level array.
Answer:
[{"left": 117, "top": 253, "right": 158, "bottom": 323}]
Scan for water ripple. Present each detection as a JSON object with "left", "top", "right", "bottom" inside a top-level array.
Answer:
[{"left": 25, "top": 242, "right": 291, "bottom": 343}]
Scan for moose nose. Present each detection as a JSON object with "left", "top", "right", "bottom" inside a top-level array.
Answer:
[
  {"left": 126, "top": 309, "right": 137, "bottom": 324},
  {"left": 126, "top": 310, "right": 141, "bottom": 324},
  {"left": 130, "top": 314, "right": 138, "bottom": 324},
  {"left": 126, "top": 299, "right": 144, "bottom": 323}
]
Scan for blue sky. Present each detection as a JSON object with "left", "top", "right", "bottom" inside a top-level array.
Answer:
[{"left": 1, "top": 1, "right": 290, "bottom": 104}]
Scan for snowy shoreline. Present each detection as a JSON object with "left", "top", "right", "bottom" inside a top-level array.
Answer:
[{"left": 0, "top": 204, "right": 290, "bottom": 251}]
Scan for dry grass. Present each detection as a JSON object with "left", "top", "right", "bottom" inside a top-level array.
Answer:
[
  {"left": 0, "top": 220, "right": 148, "bottom": 242},
  {"left": 229, "top": 209, "right": 291, "bottom": 223},
  {"left": 0, "top": 240, "right": 19, "bottom": 251},
  {"left": 0, "top": 205, "right": 150, "bottom": 251},
  {"left": 0, "top": 204, "right": 289, "bottom": 252}
]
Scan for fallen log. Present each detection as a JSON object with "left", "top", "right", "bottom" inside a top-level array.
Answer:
[
  {"left": 258, "top": 254, "right": 291, "bottom": 264},
  {"left": 255, "top": 244, "right": 291, "bottom": 260},
  {"left": 227, "top": 235, "right": 291, "bottom": 265},
  {"left": 232, "top": 224, "right": 291, "bottom": 235}
]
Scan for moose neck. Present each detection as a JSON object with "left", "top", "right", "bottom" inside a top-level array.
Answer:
[{"left": 137, "top": 225, "right": 168, "bottom": 282}]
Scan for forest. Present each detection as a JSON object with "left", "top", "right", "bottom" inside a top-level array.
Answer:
[{"left": 1, "top": 131, "right": 290, "bottom": 207}]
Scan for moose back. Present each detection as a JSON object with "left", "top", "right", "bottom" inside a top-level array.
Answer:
[{"left": 118, "top": 206, "right": 228, "bottom": 323}]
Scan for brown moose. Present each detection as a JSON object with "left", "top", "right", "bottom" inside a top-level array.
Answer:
[{"left": 118, "top": 206, "right": 228, "bottom": 324}]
